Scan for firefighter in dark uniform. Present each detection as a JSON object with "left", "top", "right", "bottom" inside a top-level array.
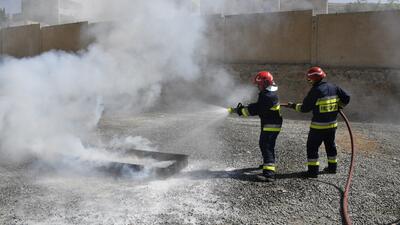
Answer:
[
  {"left": 287, "top": 67, "right": 350, "bottom": 178},
  {"left": 231, "top": 71, "right": 283, "bottom": 182}
]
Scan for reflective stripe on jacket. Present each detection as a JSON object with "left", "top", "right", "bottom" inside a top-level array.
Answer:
[{"left": 296, "top": 81, "right": 350, "bottom": 130}]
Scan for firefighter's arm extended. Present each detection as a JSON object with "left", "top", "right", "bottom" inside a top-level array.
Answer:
[
  {"left": 227, "top": 102, "right": 250, "bottom": 116},
  {"left": 229, "top": 94, "right": 273, "bottom": 117},
  {"left": 287, "top": 89, "right": 317, "bottom": 113},
  {"left": 237, "top": 102, "right": 249, "bottom": 116}
]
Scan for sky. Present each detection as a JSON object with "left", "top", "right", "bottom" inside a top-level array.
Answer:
[{"left": 0, "top": 0, "right": 20, "bottom": 13}]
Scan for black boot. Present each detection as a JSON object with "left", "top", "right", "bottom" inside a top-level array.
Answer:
[
  {"left": 323, "top": 163, "right": 337, "bottom": 174},
  {"left": 306, "top": 165, "right": 319, "bottom": 178},
  {"left": 256, "top": 170, "right": 275, "bottom": 182}
]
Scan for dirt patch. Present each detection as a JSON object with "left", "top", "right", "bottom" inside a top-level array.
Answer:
[{"left": 336, "top": 130, "right": 379, "bottom": 154}]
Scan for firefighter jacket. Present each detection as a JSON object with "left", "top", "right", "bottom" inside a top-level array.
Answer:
[
  {"left": 295, "top": 81, "right": 350, "bottom": 130},
  {"left": 242, "top": 90, "right": 283, "bottom": 132}
]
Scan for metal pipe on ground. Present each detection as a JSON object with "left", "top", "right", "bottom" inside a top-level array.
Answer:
[{"left": 92, "top": 149, "right": 189, "bottom": 178}]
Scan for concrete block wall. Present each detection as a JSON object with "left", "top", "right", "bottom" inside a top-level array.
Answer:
[
  {"left": 0, "top": 21, "right": 89, "bottom": 58},
  {"left": 1, "top": 10, "right": 400, "bottom": 69},
  {"left": 316, "top": 10, "right": 400, "bottom": 68},
  {"left": 203, "top": 15, "right": 225, "bottom": 62},
  {"left": 41, "top": 21, "right": 88, "bottom": 53},
  {"left": 204, "top": 9, "right": 400, "bottom": 68},
  {"left": 223, "top": 10, "right": 312, "bottom": 64},
  {"left": 1, "top": 24, "right": 41, "bottom": 58}
]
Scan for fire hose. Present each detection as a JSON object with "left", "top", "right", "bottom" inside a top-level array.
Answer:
[
  {"left": 228, "top": 103, "right": 355, "bottom": 225},
  {"left": 339, "top": 109, "right": 355, "bottom": 225}
]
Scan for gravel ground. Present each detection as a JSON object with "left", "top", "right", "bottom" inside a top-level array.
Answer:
[{"left": 0, "top": 109, "right": 399, "bottom": 225}]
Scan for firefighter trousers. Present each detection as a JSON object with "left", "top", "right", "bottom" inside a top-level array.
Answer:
[
  {"left": 306, "top": 128, "right": 337, "bottom": 161},
  {"left": 259, "top": 131, "right": 280, "bottom": 165}
]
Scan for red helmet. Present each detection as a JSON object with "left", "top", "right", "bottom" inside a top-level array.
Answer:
[
  {"left": 253, "top": 71, "right": 274, "bottom": 90},
  {"left": 307, "top": 67, "right": 326, "bottom": 82}
]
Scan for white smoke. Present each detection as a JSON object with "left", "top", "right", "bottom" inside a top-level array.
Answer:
[{"left": 0, "top": 0, "right": 246, "bottom": 168}]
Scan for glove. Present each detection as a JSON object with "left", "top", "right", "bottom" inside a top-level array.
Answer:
[
  {"left": 287, "top": 102, "right": 297, "bottom": 109},
  {"left": 227, "top": 107, "right": 235, "bottom": 114},
  {"left": 236, "top": 102, "right": 244, "bottom": 116}
]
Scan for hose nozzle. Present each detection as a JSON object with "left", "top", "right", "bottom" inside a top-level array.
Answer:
[
  {"left": 227, "top": 107, "right": 236, "bottom": 114},
  {"left": 228, "top": 103, "right": 243, "bottom": 114}
]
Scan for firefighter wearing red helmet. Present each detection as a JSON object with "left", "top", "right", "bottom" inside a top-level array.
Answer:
[
  {"left": 287, "top": 67, "right": 350, "bottom": 178},
  {"left": 230, "top": 71, "right": 282, "bottom": 182}
]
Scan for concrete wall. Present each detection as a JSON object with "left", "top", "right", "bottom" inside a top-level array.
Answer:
[
  {"left": 1, "top": 10, "right": 400, "bottom": 69},
  {"left": 203, "top": 15, "right": 225, "bottom": 61},
  {"left": 0, "top": 22, "right": 90, "bottom": 58},
  {"left": 224, "top": 10, "right": 312, "bottom": 63},
  {"left": 41, "top": 21, "right": 88, "bottom": 53},
  {"left": 0, "top": 24, "right": 41, "bottom": 58},
  {"left": 316, "top": 10, "right": 400, "bottom": 68},
  {"left": 220, "top": 9, "right": 400, "bottom": 68}
]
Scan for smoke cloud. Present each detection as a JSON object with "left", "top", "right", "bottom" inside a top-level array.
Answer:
[{"left": 0, "top": 0, "right": 248, "bottom": 169}]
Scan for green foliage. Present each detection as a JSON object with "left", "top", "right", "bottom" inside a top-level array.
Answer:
[{"left": 345, "top": 0, "right": 400, "bottom": 12}]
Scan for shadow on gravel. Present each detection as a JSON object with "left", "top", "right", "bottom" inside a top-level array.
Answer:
[
  {"left": 181, "top": 167, "right": 320, "bottom": 182},
  {"left": 180, "top": 167, "right": 264, "bottom": 182}
]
